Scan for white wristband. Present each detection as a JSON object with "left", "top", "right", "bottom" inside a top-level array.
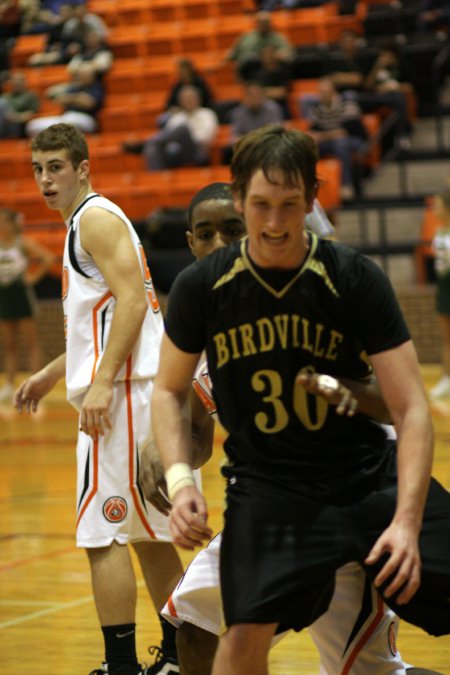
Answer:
[{"left": 165, "top": 462, "right": 195, "bottom": 501}]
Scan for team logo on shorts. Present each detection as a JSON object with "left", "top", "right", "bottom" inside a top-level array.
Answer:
[
  {"left": 103, "top": 496, "right": 128, "bottom": 522},
  {"left": 388, "top": 621, "right": 398, "bottom": 656}
]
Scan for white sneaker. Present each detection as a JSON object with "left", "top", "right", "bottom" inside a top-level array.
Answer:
[
  {"left": 429, "top": 375, "right": 450, "bottom": 400},
  {"left": 0, "top": 383, "right": 13, "bottom": 402}
]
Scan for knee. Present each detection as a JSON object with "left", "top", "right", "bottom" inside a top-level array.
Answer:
[{"left": 176, "top": 622, "right": 218, "bottom": 674}]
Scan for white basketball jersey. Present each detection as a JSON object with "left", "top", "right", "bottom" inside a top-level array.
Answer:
[{"left": 62, "top": 193, "right": 163, "bottom": 407}]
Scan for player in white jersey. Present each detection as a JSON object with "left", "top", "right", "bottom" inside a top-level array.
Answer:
[
  {"left": 140, "top": 183, "right": 441, "bottom": 675},
  {"left": 14, "top": 124, "right": 182, "bottom": 675}
]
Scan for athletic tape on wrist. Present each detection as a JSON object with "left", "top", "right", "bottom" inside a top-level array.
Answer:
[{"left": 165, "top": 462, "right": 195, "bottom": 501}]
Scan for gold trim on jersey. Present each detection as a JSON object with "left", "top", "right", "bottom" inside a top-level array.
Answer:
[
  {"left": 241, "top": 236, "right": 312, "bottom": 298},
  {"left": 212, "top": 254, "right": 247, "bottom": 290}
]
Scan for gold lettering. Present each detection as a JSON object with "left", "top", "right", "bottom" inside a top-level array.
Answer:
[
  {"left": 214, "top": 333, "right": 230, "bottom": 369},
  {"left": 291, "top": 314, "right": 300, "bottom": 347},
  {"left": 301, "top": 318, "right": 313, "bottom": 353},
  {"left": 325, "top": 330, "right": 344, "bottom": 361},
  {"left": 257, "top": 317, "right": 275, "bottom": 352},
  {"left": 239, "top": 323, "right": 257, "bottom": 357},
  {"left": 228, "top": 328, "right": 241, "bottom": 360},
  {"left": 274, "top": 315, "right": 289, "bottom": 349},
  {"left": 313, "top": 324, "right": 325, "bottom": 357}
]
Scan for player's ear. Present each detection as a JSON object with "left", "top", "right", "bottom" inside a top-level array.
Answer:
[
  {"left": 233, "top": 190, "right": 244, "bottom": 215},
  {"left": 186, "top": 230, "right": 195, "bottom": 255},
  {"left": 78, "top": 159, "right": 90, "bottom": 182}
]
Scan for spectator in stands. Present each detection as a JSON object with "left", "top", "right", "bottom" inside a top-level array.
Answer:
[
  {"left": 66, "top": 26, "right": 113, "bottom": 80},
  {"left": 26, "top": 62, "right": 104, "bottom": 136},
  {"left": 417, "top": 0, "right": 450, "bottom": 36},
  {"left": 0, "top": 70, "right": 40, "bottom": 138},
  {"left": 328, "top": 33, "right": 413, "bottom": 150},
  {"left": 255, "top": 44, "right": 292, "bottom": 118},
  {"left": 0, "top": 0, "right": 22, "bottom": 39},
  {"left": 17, "top": 0, "right": 40, "bottom": 34},
  {"left": 223, "top": 80, "right": 284, "bottom": 163},
  {"left": 62, "top": 0, "right": 108, "bottom": 42},
  {"left": 224, "top": 11, "right": 294, "bottom": 82},
  {"left": 27, "top": 2, "right": 80, "bottom": 66},
  {"left": 165, "top": 57, "right": 213, "bottom": 111},
  {"left": 304, "top": 76, "right": 367, "bottom": 201},
  {"left": 24, "top": 0, "right": 71, "bottom": 34},
  {"left": 0, "top": 207, "right": 54, "bottom": 403},
  {"left": 28, "top": 1, "right": 107, "bottom": 67},
  {"left": 363, "top": 46, "right": 413, "bottom": 148},
  {"left": 429, "top": 189, "right": 450, "bottom": 400},
  {"left": 142, "top": 85, "right": 218, "bottom": 171}
]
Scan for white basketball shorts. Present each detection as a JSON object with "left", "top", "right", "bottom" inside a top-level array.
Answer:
[{"left": 76, "top": 378, "right": 172, "bottom": 547}]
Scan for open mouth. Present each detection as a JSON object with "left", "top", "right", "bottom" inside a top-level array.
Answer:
[{"left": 263, "top": 232, "right": 288, "bottom": 243}]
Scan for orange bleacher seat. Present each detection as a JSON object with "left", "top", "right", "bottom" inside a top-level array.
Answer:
[
  {"left": 0, "top": 152, "right": 32, "bottom": 181},
  {"left": 178, "top": 20, "right": 218, "bottom": 56},
  {"left": 177, "top": 0, "right": 219, "bottom": 21},
  {"left": 214, "top": 16, "right": 253, "bottom": 51},
  {"left": 108, "top": 25, "right": 151, "bottom": 59},
  {"left": 321, "top": 15, "right": 363, "bottom": 45},
  {"left": 316, "top": 158, "right": 342, "bottom": 211},
  {"left": 27, "top": 226, "right": 66, "bottom": 275},
  {"left": 361, "top": 113, "right": 381, "bottom": 168},
  {"left": 10, "top": 34, "right": 47, "bottom": 68}
]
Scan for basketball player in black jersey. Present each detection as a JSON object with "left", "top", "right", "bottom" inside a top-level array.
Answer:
[{"left": 151, "top": 126, "right": 450, "bottom": 675}]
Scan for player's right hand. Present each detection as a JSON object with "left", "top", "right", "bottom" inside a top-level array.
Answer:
[
  {"left": 14, "top": 370, "right": 54, "bottom": 413},
  {"left": 139, "top": 440, "right": 172, "bottom": 516}
]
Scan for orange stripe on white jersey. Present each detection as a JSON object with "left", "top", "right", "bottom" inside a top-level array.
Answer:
[
  {"left": 340, "top": 592, "right": 385, "bottom": 675},
  {"left": 125, "top": 355, "right": 157, "bottom": 539},
  {"left": 76, "top": 437, "right": 99, "bottom": 528},
  {"left": 166, "top": 593, "right": 178, "bottom": 618}
]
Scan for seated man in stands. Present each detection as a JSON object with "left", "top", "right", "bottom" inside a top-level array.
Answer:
[
  {"left": 142, "top": 85, "right": 218, "bottom": 172},
  {"left": 255, "top": 45, "right": 292, "bottom": 119},
  {"left": 223, "top": 80, "right": 284, "bottom": 163},
  {"left": 327, "top": 32, "right": 413, "bottom": 150},
  {"left": 223, "top": 11, "right": 294, "bottom": 82},
  {"left": 0, "top": 71, "right": 40, "bottom": 138},
  {"left": 26, "top": 62, "right": 104, "bottom": 136},
  {"left": 305, "top": 76, "right": 367, "bottom": 201}
]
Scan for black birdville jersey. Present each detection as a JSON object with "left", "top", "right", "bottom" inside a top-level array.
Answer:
[{"left": 165, "top": 233, "right": 410, "bottom": 504}]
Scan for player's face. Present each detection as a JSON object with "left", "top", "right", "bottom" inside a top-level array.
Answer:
[
  {"left": 31, "top": 149, "right": 89, "bottom": 217},
  {"left": 187, "top": 199, "right": 246, "bottom": 260},
  {"left": 235, "top": 169, "right": 312, "bottom": 269}
]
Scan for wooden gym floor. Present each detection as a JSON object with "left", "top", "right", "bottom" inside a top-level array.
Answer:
[{"left": 1, "top": 367, "right": 449, "bottom": 674}]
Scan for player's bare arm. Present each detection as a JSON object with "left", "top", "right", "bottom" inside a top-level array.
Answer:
[
  {"left": 152, "top": 333, "right": 212, "bottom": 549},
  {"left": 365, "top": 340, "right": 434, "bottom": 605},
  {"left": 297, "top": 372, "right": 392, "bottom": 422},
  {"left": 139, "top": 387, "right": 214, "bottom": 514},
  {"left": 78, "top": 206, "right": 149, "bottom": 439},
  {"left": 14, "top": 352, "right": 66, "bottom": 413}
]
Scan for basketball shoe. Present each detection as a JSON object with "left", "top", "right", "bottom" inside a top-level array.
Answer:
[{"left": 144, "top": 645, "right": 179, "bottom": 674}]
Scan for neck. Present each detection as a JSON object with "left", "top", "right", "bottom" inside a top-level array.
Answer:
[{"left": 62, "top": 183, "right": 93, "bottom": 221}]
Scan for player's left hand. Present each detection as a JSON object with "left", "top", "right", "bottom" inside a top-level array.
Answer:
[
  {"left": 80, "top": 381, "right": 113, "bottom": 440},
  {"left": 296, "top": 372, "right": 358, "bottom": 416},
  {"left": 364, "top": 519, "right": 421, "bottom": 605},
  {"left": 139, "top": 440, "right": 171, "bottom": 516}
]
